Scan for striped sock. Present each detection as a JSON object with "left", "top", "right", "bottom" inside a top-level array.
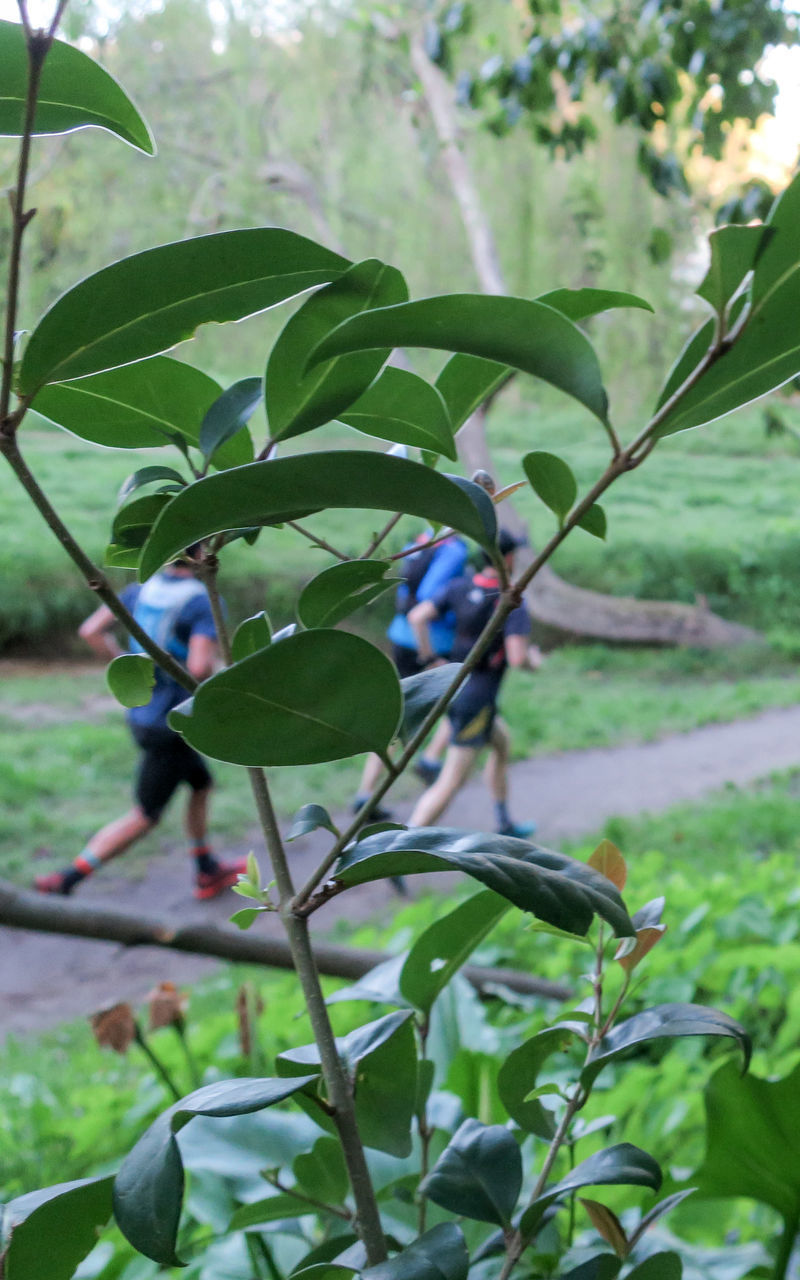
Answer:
[{"left": 62, "top": 848, "right": 102, "bottom": 893}]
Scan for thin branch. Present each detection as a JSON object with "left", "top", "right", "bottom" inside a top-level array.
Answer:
[
  {"left": 286, "top": 520, "right": 351, "bottom": 562},
  {"left": 360, "top": 511, "right": 403, "bottom": 559},
  {"left": 265, "top": 1173, "right": 352, "bottom": 1222}
]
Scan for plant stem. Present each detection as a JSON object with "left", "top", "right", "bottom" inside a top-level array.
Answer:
[
  {"left": 173, "top": 1020, "right": 201, "bottom": 1091},
  {"left": 0, "top": 434, "right": 197, "bottom": 692},
  {"left": 772, "top": 1213, "right": 799, "bottom": 1280},
  {"left": 247, "top": 766, "right": 387, "bottom": 1265},
  {"left": 361, "top": 511, "right": 403, "bottom": 559},
  {"left": 286, "top": 520, "right": 351, "bottom": 562},
  {"left": 266, "top": 1173, "right": 352, "bottom": 1222},
  {"left": 133, "top": 1025, "right": 182, "bottom": 1103}
]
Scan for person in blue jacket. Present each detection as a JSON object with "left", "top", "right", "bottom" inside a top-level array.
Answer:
[{"left": 35, "top": 547, "right": 246, "bottom": 899}]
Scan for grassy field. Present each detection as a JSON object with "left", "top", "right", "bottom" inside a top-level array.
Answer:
[{"left": 3, "top": 640, "right": 800, "bottom": 885}]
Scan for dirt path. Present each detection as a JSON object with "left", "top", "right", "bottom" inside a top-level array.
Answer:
[{"left": 4, "top": 701, "right": 800, "bottom": 1041}]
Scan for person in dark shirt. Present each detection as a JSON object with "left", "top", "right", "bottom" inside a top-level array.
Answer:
[
  {"left": 407, "top": 532, "right": 542, "bottom": 836},
  {"left": 35, "top": 549, "right": 245, "bottom": 899}
]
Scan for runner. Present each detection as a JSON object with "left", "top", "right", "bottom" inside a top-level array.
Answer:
[
  {"left": 34, "top": 548, "right": 245, "bottom": 898},
  {"left": 407, "top": 531, "right": 542, "bottom": 836}
]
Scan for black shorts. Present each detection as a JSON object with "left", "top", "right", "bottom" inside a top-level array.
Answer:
[
  {"left": 447, "top": 673, "right": 501, "bottom": 749},
  {"left": 129, "top": 722, "right": 213, "bottom": 821},
  {"left": 392, "top": 643, "right": 427, "bottom": 679}
]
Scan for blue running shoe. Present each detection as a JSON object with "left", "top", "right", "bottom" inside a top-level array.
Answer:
[{"left": 498, "top": 820, "right": 537, "bottom": 839}]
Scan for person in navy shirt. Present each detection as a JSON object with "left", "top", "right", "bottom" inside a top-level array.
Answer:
[
  {"left": 407, "top": 531, "right": 542, "bottom": 837},
  {"left": 35, "top": 547, "right": 245, "bottom": 899}
]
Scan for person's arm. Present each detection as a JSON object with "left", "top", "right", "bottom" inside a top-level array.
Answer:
[
  {"left": 407, "top": 599, "right": 440, "bottom": 665},
  {"left": 78, "top": 604, "right": 125, "bottom": 661},
  {"left": 505, "top": 635, "right": 543, "bottom": 670},
  {"left": 186, "top": 633, "right": 218, "bottom": 681}
]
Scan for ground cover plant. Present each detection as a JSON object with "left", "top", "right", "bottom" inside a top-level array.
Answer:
[{"left": 5, "top": 9, "right": 800, "bottom": 1280}]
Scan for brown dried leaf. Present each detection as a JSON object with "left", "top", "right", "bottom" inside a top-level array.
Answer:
[
  {"left": 580, "top": 1197, "right": 629, "bottom": 1258},
  {"left": 236, "top": 982, "right": 265, "bottom": 1058},
  {"left": 90, "top": 1002, "right": 137, "bottom": 1054},
  {"left": 146, "top": 980, "right": 188, "bottom": 1031},
  {"left": 615, "top": 924, "right": 667, "bottom": 973},
  {"left": 588, "top": 838, "right": 627, "bottom": 890}
]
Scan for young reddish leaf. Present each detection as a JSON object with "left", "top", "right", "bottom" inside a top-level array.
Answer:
[
  {"left": 579, "top": 1199, "right": 630, "bottom": 1259},
  {"left": 616, "top": 925, "right": 667, "bottom": 973},
  {"left": 588, "top": 839, "right": 627, "bottom": 890}
]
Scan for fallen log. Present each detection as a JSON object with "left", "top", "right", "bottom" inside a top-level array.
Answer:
[{"left": 0, "top": 879, "right": 570, "bottom": 1002}]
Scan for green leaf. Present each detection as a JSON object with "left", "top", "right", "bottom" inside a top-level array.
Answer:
[
  {"left": 309, "top": 295, "right": 610, "bottom": 425},
  {"left": 139, "top": 453, "right": 497, "bottom": 580},
  {"left": 169, "top": 630, "right": 402, "bottom": 766},
  {"left": 624, "top": 1254, "right": 682, "bottom": 1280},
  {"left": 577, "top": 504, "right": 607, "bottom": 540},
  {"left": 523, "top": 451, "right": 577, "bottom": 525},
  {"left": 334, "top": 828, "right": 635, "bottom": 937},
  {"left": 287, "top": 803, "right": 339, "bottom": 841},
  {"left": 278, "top": 1013, "right": 417, "bottom": 1156},
  {"left": 199, "top": 377, "right": 263, "bottom": 462},
  {"left": 521, "top": 1144, "right": 662, "bottom": 1237},
  {"left": 0, "top": 1175, "right": 113, "bottom": 1280},
  {"left": 230, "top": 907, "right": 263, "bottom": 930},
  {"left": 325, "top": 954, "right": 408, "bottom": 1008},
  {"left": 340, "top": 367, "right": 457, "bottom": 460},
  {"left": 19, "top": 229, "right": 349, "bottom": 394},
  {"left": 696, "top": 224, "right": 774, "bottom": 317},
  {"left": 111, "top": 492, "right": 173, "bottom": 558},
  {"left": 106, "top": 654, "right": 155, "bottom": 709},
  {"left": 581, "top": 1003, "right": 751, "bottom": 1088},
  {"left": 231, "top": 611, "right": 271, "bottom": 662},
  {"left": 362, "top": 1223, "right": 469, "bottom": 1280},
  {"left": 536, "top": 287, "right": 654, "bottom": 321},
  {"left": 435, "top": 355, "right": 510, "bottom": 431},
  {"left": 399, "top": 889, "right": 509, "bottom": 1016},
  {"left": 398, "top": 664, "right": 462, "bottom": 745},
  {"left": 293, "top": 1137, "right": 349, "bottom": 1208},
  {"left": 690, "top": 1058, "right": 800, "bottom": 1225},
  {"left": 113, "top": 1076, "right": 318, "bottom": 1265},
  {"left": 420, "top": 1118, "right": 522, "bottom": 1226},
  {"left": 0, "top": 19, "right": 153, "bottom": 152},
  {"left": 31, "top": 357, "right": 224, "bottom": 450},
  {"left": 229, "top": 1192, "right": 308, "bottom": 1230},
  {"left": 559, "top": 1256, "right": 621, "bottom": 1280},
  {"left": 266, "top": 259, "right": 407, "bottom": 441},
  {"left": 298, "top": 560, "right": 396, "bottom": 629},
  {"left": 497, "top": 1028, "right": 578, "bottom": 1139},
  {"left": 117, "top": 466, "right": 186, "bottom": 503}
]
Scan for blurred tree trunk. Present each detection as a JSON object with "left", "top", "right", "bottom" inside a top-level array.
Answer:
[{"left": 410, "top": 34, "right": 760, "bottom": 648}]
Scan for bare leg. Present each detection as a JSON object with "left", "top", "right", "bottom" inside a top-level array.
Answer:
[
  {"left": 186, "top": 785, "right": 212, "bottom": 843},
  {"left": 356, "top": 753, "right": 385, "bottom": 796},
  {"left": 424, "top": 718, "right": 451, "bottom": 764},
  {"left": 484, "top": 719, "right": 510, "bottom": 805},
  {"left": 85, "top": 806, "right": 154, "bottom": 866},
  {"left": 409, "top": 745, "right": 478, "bottom": 827}
]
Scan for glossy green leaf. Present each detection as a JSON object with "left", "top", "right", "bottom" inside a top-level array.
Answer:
[
  {"left": 169, "top": 630, "right": 402, "bottom": 766},
  {"left": 362, "top": 1223, "right": 469, "bottom": 1280},
  {"left": 266, "top": 259, "right": 407, "bottom": 441},
  {"left": 298, "top": 560, "right": 396, "bottom": 629},
  {"left": 0, "top": 19, "right": 153, "bottom": 152},
  {"left": 228, "top": 1192, "right": 308, "bottom": 1230},
  {"left": 139, "top": 453, "right": 496, "bottom": 580},
  {"left": 435, "top": 355, "right": 510, "bottom": 431},
  {"left": 536, "top": 287, "right": 654, "bottom": 321},
  {"left": 696, "top": 225, "right": 773, "bottom": 317},
  {"left": 287, "top": 803, "right": 339, "bottom": 841},
  {"left": 421, "top": 1118, "right": 522, "bottom": 1226},
  {"left": 294, "top": 1137, "right": 349, "bottom": 1208},
  {"left": 521, "top": 1144, "right": 662, "bottom": 1237},
  {"left": 690, "top": 1058, "right": 800, "bottom": 1224},
  {"left": 20, "top": 229, "right": 349, "bottom": 394},
  {"left": 497, "top": 1028, "right": 577, "bottom": 1139},
  {"left": 325, "top": 953, "right": 408, "bottom": 1008},
  {"left": 199, "top": 377, "right": 263, "bottom": 462},
  {"left": 106, "top": 654, "right": 155, "bottom": 709},
  {"left": 110, "top": 493, "right": 173, "bottom": 559},
  {"left": 309, "top": 295, "right": 610, "bottom": 425},
  {"left": 340, "top": 367, "right": 457, "bottom": 460},
  {"left": 523, "top": 451, "right": 577, "bottom": 525},
  {"left": 278, "top": 1013, "right": 417, "bottom": 1156},
  {"left": 577, "top": 504, "right": 607, "bottom": 540},
  {"left": 31, "top": 357, "right": 223, "bottom": 449},
  {"left": 334, "top": 828, "right": 634, "bottom": 937},
  {"left": 559, "top": 1256, "right": 621, "bottom": 1280},
  {"left": 655, "top": 174, "right": 800, "bottom": 435},
  {"left": 231, "top": 611, "right": 271, "bottom": 662},
  {"left": 400, "top": 889, "right": 509, "bottom": 1015},
  {"left": 113, "top": 1076, "right": 318, "bottom": 1265},
  {"left": 117, "top": 466, "right": 186, "bottom": 504},
  {"left": 581, "top": 1003, "right": 751, "bottom": 1088},
  {"left": 625, "top": 1254, "right": 682, "bottom": 1280},
  {"left": 0, "top": 1175, "right": 113, "bottom": 1280},
  {"left": 398, "top": 663, "right": 462, "bottom": 744}
]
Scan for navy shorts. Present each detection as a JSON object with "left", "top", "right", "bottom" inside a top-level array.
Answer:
[
  {"left": 447, "top": 676, "right": 500, "bottom": 749},
  {"left": 392, "top": 644, "right": 427, "bottom": 679},
  {"left": 130, "top": 723, "right": 213, "bottom": 821}
]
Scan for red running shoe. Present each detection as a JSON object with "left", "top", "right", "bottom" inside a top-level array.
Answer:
[
  {"left": 193, "top": 857, "right": 248, "bottom": 901},
  {"left": 34, "top": 871, "right": 72, "bottom": 895}
]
